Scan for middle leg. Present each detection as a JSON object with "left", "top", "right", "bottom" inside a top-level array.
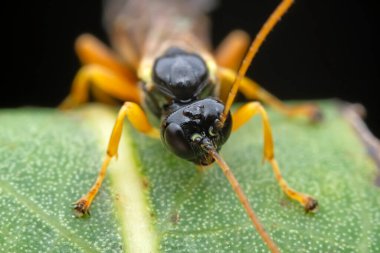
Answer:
[
  {"left": 60, "top": 64, "right": 141, "bottom": 109},
  {"left": 232, "top": 101, "right": 318, "bottom": 212},
  {"left": 218, "top": 67, "right": 322, "bottom": 122},
  {"left": 214, "top": 30, "right": 251, "bottom": 102}
]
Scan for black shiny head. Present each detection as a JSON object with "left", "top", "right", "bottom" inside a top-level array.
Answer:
[
  {"left": 153, "top": 47, "right": 209, "bottom": 102},
  {"left": 161, "top": 98, "right": 232, "bottom": 165}
]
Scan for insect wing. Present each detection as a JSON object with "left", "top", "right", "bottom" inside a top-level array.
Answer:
[{"left": 102, "top": 0, "right": 217, "bottom": 68}]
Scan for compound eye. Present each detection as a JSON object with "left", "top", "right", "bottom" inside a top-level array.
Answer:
[{"left": 163, "top": 123, "right": 193, "bottom": 160}]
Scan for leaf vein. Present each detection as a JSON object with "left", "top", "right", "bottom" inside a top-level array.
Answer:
[{"left": 0, "top": 180, "right": 99, "bottom": 253}]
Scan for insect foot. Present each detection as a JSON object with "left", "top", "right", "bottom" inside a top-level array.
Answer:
[
  {"left": 304, "top": 197, "right": 318, "bottom": 213},
  {"left": 310, "top": 106, "right": 324, "bottom": 123},
  {"left": 73, "top": 197, "right": 91, "bottom": 217}
]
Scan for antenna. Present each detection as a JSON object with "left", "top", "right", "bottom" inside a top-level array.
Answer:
[
  {"left": 210, "top": 150, "right": 280, "bottom": 253},
  {"left": 222, "top": 0, "right": 294, "bottom": 122}
]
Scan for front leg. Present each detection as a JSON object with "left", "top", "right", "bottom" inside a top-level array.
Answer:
[
  {"left": 73, "top": 102, "right": 159, "bottom": 216},
  {"left": 232, "top": 101, "right": 318, "bottom": 212}
]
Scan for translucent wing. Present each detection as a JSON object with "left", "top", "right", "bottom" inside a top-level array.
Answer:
[{"left": 103, "top": 0, "right": 217, "bottom": 69}]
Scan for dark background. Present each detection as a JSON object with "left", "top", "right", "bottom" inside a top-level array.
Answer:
[{"left": 9, "top": 0, "right": 379, "bottom": 136}]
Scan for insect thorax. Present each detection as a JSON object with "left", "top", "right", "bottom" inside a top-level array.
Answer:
[{"left": 141, "top": 47, "right": 217, "bottom": 118}]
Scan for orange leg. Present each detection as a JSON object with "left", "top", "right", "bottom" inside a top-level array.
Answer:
[
  {"left": 60, "top": 64, "right": 141, "bottom": 109},
  {"left": 222, "top": 0, "right": 294, "bottom": 123},
  {"left": 215, "top": 30, "right": 251, "bottom": 102},
  {"left": 232, "top": 102, "right": 318, "bottom": 212},
  {"left": 75, "top": 33, "right": 136, "bottom": 80},
  {"left": 60, "top": 34, "right": 140, "bottom": 109},
  {"left": 74, "top": 102, "right": 159, "bottom": 216},
  {"left": 218, "top": 67, "right": 322, "bottom": 122},
  {"left": 90, "top": 85, "right": 119, "bottom": 106},
  {"left": 215, "top": 30, "right": 251, "bottom": 71}
]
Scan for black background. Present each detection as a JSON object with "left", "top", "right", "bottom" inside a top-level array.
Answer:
[{"left": 9, "top": 0, "right": 379, "bottom": 136}]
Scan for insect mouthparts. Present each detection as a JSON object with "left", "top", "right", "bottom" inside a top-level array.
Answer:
[{"left": 200, "top": 137, "right": 215, "bottom": 152}]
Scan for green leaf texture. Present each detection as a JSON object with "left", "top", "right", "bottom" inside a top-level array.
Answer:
[{"left": 0, "top": 102, "right": 379, "bottom": 253}]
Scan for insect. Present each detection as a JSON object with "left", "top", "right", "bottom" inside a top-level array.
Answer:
[{"left": 61, "top": 0, "right": 320, "bottom": 252}]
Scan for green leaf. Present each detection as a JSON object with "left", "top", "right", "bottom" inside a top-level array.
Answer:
[{"left": 0, "top": 102, "right": 379, "bottom": 253}]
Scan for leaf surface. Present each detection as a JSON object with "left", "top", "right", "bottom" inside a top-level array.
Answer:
[{"left": 0, "top": 102, "right": 379, "bottom": 253}]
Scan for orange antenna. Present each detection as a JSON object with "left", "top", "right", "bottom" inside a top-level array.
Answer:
[
  {"left": 210, "top": 150, "right": 280, "bottom": 253},
  {"left": 222, "top": 0, "right": 294, "bottom": 122}
]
